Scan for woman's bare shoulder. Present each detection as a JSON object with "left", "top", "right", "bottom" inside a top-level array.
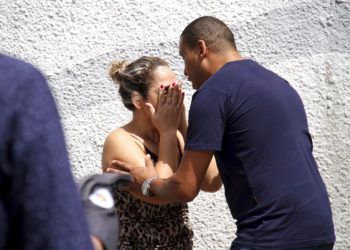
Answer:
[
  {"left": 102, "top": 127, "right": 146, "bottom": 171},
  {"left": 105, "top": 128, "right": 144, "bottom": 149},
  {"left": 104, "top": 127, "right": 124, "bottom": 141}
]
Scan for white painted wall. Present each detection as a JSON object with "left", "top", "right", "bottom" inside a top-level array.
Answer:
[{"left": 1, "top": 0, "right": 349, "bottom": 249}]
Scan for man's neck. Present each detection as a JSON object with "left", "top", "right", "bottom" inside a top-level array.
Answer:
[{"left": 207, "top": 50, "right": 243, "bottom": 76}]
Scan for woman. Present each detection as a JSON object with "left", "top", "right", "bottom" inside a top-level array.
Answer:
[{"left": 102, "top": 56, "right": 221, "bottom": 249}]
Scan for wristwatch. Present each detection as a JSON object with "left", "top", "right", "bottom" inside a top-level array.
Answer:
[{"left": 141, "top": 176, "right": 158, "bottom": 196}]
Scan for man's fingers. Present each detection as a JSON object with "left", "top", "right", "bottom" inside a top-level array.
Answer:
[
  {"left": 110, "top": 160, "right": 133, "bottom": 172},
  {"left": 105, "top": 169, "right": 135, "bottom": 191},
  {"left": 105, "top": 168, "right": 134, "bottom": 180},
  {"left": 106, "top": 168, "right": 119, "bottom": 173},
  {"left": 145, "top": 154, "right": 155, "bottom": 169}
]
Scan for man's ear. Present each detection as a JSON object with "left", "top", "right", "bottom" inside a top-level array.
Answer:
[
  {"left": 197, "top": 40, "right": 208, "bottom": 58},
  {"left": 131, "top": 91, "right": 143, "bottom": 109}
]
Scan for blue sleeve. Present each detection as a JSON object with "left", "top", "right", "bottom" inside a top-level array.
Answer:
[
  {"left": 185, "top": 88, "right": 229, "bottom": 151},
  {"left": 1, "top": 60, "right": 93, "bottom": 250}
]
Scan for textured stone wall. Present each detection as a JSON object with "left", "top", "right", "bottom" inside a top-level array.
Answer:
[{"left": 1, "top": 0, "right": 349, "bottom": 249}]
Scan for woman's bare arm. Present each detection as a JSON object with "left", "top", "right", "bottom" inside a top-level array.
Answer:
[{"left": 102, "top": 128, "right": 179, "bottom": 205}]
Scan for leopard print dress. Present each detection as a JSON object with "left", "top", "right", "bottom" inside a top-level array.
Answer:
[{"left": 113, "top": 148, "right": 193, "bottom": 249}]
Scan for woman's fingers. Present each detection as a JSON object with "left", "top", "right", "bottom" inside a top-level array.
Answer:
[
  {"left": 173, "top": 84, "right": 181, "bottom": 106},
  {"left": 155, "top": 82, "right": 184, "bottom": 127},
  {"left": 178, "top": 91, "right": 185, "bottom": 109},
  {"left": 158, "top": 85, "right": 167, "bottom": 107},
  {"left": 158, "top": 82, "right": 184, "bottom": 109},
  {"left": 166, "top": 83, "right": 175, "bottom": 106},
  {"left": 167, "top": 82, "right": 182, "bottom": 107}
]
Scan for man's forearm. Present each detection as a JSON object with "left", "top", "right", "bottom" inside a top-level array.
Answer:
[
  {"left": 149, "top": 151, "right": 211, "bottom": 203},
  {"left": 128, "top": 149, "right": 213, "bottom": 204},
  {"left": 150, "top": 174, "right": 194, "bottom": 203}
]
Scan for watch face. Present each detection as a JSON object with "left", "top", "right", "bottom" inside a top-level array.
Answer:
[
  {"left": 141, "top": 177, "right": 157, "bottom": 196},
  {"left": 141, "top": 180, "right": 149, "bottom": 196}
]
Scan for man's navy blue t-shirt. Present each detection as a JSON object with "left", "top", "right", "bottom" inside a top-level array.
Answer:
[
  {"left": 185, "top": 59, "right": 335, "bottom": 248},
  {"left": 0, "top": 55, "right": 93, "bottom": 250}
]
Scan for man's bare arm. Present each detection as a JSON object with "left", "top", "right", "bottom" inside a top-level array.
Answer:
[
  {"left": 110, "top": 148, "right": 218, "bottom": 203},
  {"left": 200, "top": 156, "right": 222, "bottom": 192}
]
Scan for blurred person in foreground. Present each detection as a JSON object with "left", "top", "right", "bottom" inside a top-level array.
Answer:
[{"left": 0, "top": 54, "right": 124, "bottom": 250}]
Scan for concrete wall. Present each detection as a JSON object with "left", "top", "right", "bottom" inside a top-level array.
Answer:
[{"left": 1, "top": 0, "right": 349, "bottom": 248}]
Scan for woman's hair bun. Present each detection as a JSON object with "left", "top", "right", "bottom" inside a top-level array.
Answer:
[{"left": 109, "top": 61, "right": 128, "bottom": 82}]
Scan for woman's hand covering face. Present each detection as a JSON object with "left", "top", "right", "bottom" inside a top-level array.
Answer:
[{"left": 145, "top": 82, "right": 185, "bottom": 134}]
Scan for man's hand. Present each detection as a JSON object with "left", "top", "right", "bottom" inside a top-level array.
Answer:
[{"left": 107, "top": 154, "right": 157, "bottom": 186}]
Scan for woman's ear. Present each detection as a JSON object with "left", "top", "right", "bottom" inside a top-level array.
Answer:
[{"left": 131, "top": 91, "right": 143, "bottom": 110}]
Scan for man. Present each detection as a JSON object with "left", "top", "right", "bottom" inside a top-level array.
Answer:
[
  {"left": 110, "top": 16, "right": 335, "bottom": 249},
  {"left": 0, "top": 54, "right": 125, "bottom": 250}
]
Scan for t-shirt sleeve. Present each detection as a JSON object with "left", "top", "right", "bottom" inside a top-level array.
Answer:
[{"left": 185, "top": 88, "right": 228, "bottom": 151}]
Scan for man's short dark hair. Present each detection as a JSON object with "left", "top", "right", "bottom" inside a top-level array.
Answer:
[{"left": 180, "top": 16, "right": 237, "bottom": 52}]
